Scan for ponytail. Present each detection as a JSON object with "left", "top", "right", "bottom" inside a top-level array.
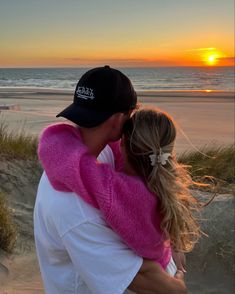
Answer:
[{"left": 123, "top": 108, "right": 201, "bottom": 252}]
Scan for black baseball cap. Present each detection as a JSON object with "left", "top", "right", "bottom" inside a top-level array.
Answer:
[{"left": 56, "top": 65, "right": 137, "bottom": 128}]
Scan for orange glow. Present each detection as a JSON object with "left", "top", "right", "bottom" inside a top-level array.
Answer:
[
  {"left": 206, "top": 54, "right": 219, "bottom": 66},
  {"left": 201, "top": 49, "right": 225, "bottom": 66},
  {"left": 0, "top": 46, "right": 233, "bottom": 68},
  {"left": 180, "top": 47, "right": 234, "bottom": 67}
]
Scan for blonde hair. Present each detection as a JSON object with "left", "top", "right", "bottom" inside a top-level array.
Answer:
[{"left": 123, "top": 107, "right": 201, "bottom": 252}]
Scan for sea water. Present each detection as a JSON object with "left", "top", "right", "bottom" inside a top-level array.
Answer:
[{"left": 0, "top": 66, "right": 234, "bottom": 91}]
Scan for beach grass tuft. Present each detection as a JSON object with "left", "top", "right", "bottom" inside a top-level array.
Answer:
[
  {"left": 178, "top": 145, "right": 235, "bottom": 192},
  {"left": 0, "top": 120, "right": 38, "bottom": 160},
  {"left": 0, "top": 192, "right": 17, "bottom": 253},
  {"left": 0, "top": 117, "right": 234, "bottom": 191}
]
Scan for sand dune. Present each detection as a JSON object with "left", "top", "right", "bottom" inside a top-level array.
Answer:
[
  {"left": 0, "top": 159, "right": 234, "bottom": 293},
  {"left": 0, "top": 89, "right": 234, "bottom": 293}
]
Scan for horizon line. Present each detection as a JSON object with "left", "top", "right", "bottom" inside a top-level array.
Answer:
[{"left": 0, "top": 65, "right": 234, "bottom": 69}]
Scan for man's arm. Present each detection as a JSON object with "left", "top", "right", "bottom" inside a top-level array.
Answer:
[
  {"left": 61, "top": 221, "right": 143, "bottom": 294},
  {"left": 129, "top": 259, "right": 187, "bottom": 294},
  {"left": 172, "top": 251, "right": 186, "bottom": 273},
  {"left": 62, "top": 221, "right": 186, "bottom": 294}
]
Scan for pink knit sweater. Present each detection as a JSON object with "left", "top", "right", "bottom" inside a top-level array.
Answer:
[{"left": 38, "top": 123, "right": 171, "bottom": 269}]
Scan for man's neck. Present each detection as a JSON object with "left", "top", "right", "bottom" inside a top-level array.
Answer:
[
  {"left": 79, "top": 127, "right": 108, "bottom": 158},
  {"left": 123, "top": 162, "right": 138, "bottom": 177}
]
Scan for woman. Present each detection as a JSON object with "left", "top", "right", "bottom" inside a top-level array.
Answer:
[{"left": 38, "top": 107, "right": 201, "bottom": 275}]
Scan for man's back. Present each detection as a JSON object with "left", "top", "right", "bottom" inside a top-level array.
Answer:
[{"left": 34, "top": 146, "right": 142, "bottom": 294}]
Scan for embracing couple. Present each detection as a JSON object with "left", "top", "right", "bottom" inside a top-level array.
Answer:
[{"left": 34, "top": 66, "right": 200, "bottom": 293}]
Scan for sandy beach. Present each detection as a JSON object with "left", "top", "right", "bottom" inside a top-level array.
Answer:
[
  {"left": 0, "top": 88, "right": 234, "bottom": 293},
  {"left": 0, "top": 88, "right": 234, "bottom": 153}
]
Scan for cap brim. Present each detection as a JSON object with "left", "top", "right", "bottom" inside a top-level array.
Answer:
[{"left": 56, "top": 103, "right": 114, "bottom": 128}]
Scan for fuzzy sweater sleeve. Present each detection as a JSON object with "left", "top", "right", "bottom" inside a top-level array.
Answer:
[{"left": 38, "top": 124, "right": 171, "bottom": 268}]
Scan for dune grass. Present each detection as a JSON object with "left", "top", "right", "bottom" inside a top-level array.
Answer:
[
  {"left": 0, "top": 192, "right": 17, "bottom": 253},
  {"left": 0, "top": 118, "right": 234, "bottom": 188},
  {"left": 0, "top": 121, "right": 38, "bottom": 160},
  {"left": 178, "top": 145, "right": 235, "bottom": 192},
  {"left": 0, "top": 121, "right": 37, "bottom": 251}
]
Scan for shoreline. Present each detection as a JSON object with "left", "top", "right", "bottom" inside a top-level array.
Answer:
[
  {"left": 0, "top": 87, "right": 234, "bottom": 95},
  {"left": 0, "top": 88, "right": 234, "bottom": 104}
]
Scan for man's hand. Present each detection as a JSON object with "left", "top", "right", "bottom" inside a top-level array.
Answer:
[
  {"left": 174, "top": 269, "right": 185, "bottom": 280},
  {"left": 172, "top": 251, "right": 186, "bottom": 273},
  {"left": 128, "top": 259, "right": 187, "bottom": 294}
]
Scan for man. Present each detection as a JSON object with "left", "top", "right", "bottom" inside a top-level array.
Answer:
[{"left": 34, "top": 66, "right": 186, "bottom": 294}]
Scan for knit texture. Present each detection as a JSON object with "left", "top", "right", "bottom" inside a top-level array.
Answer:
[{"left": 38, "top": 123, "right": 171, "bottom": 269}]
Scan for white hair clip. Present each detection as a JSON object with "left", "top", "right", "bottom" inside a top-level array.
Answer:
[
  {"left": 149, "top": 152, "right": 171, "bottom": 166},
  {"left": 149, "top": 154, "right": 157, "bottom": 166}
]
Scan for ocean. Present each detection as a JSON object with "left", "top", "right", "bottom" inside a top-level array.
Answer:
[{"left": 0, "top": 66, "right": 234, "bottom": 92}]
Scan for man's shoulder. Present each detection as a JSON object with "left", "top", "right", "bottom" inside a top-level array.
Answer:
[
  {"left": 35, "top": 172, "right": 106, "bottom": 236},
  {"left": 97, "top": 144, "right": 115, "bottom": 168},
  {"left": 35, "top": 144, "right": 115, "bottom": 236}
]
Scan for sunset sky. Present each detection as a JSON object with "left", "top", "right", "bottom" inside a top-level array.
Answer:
[{"left": 0, "top": 0, "right": 234, "bottom": 67}]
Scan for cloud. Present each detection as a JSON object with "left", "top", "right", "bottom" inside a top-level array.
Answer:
[
  {"left": 186, "top": 48, "right": 216, "bottom": 52},
  {"left": 217, "top": 56, "right": 235, "bottom": 65},
  {"left": 65, "top": 57, "right": 147, "bottom": 64},
  {"left": 217, "top": 56, "right": 235, "bottom": 61},
  {"left": 62, "top": 57, "right": 181, "bottom": 67}
]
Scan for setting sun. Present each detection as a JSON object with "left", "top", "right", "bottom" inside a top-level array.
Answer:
[
  {"left": 201, "top": 49, "right": 224, "bottom": 66},
  {"left": 207, "top": 54, "right": 218, "bottom": 65}
]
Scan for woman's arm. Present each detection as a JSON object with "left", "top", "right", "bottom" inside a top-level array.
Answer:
[
  {"left": 39, "top": 124, "right": 170, "bottom": 265},
  {"left": 38, "top": 123, "right": 100, "bottom": 208}
]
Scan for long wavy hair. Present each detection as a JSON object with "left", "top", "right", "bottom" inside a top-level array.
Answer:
[{"left": 123, "top": 107, "right": 201, "bottom": 252}]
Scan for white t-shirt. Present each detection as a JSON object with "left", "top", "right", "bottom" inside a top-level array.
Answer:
[{"left": 34, "top": 145, "right": 143, "bottom": 294}]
